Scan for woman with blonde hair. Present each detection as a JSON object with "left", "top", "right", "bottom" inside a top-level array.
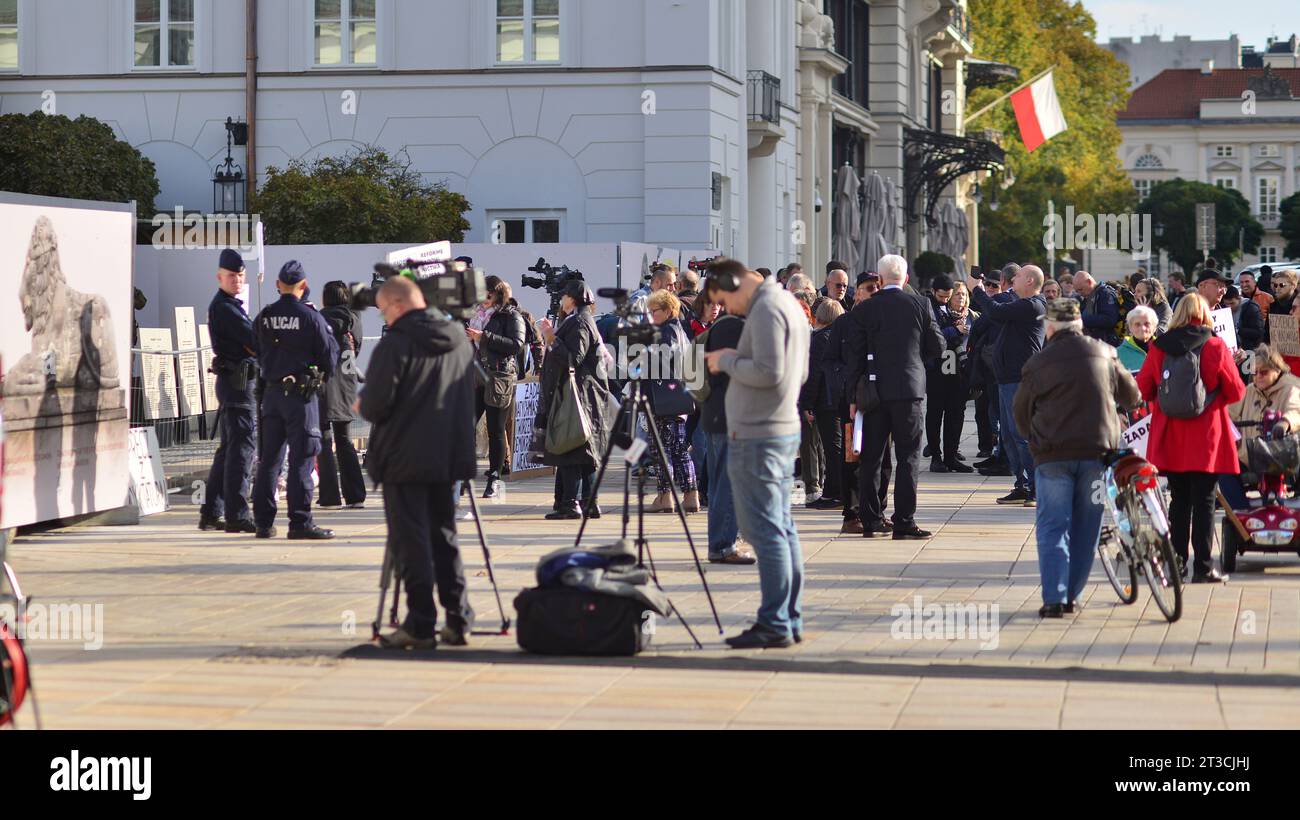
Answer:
[
  {"left": 1136, "top": 292, "right": 1246, "bottom": 583},
  {"left": 646, "top": 288, "right": 699, "bottom": 512}
]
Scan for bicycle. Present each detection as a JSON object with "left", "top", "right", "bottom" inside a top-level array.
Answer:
[{"left": 1096, "top": 447, "right": 1183, "bottom": 623}]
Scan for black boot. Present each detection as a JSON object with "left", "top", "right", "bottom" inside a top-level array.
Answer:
[{"left": 483, "top": 472, "right": 501, "bottom": 499}]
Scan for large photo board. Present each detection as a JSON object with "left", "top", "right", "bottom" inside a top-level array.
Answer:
[{"left": 0, "top": 193, "right": 135, "bottom": 528}]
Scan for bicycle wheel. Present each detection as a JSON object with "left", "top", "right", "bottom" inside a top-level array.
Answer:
[
  {"left": 1128, "top": 493, "right": 1183, "bottom": 622},
  {"left": 1096, "top": 525, "right": 1138, "bottom": 604}
]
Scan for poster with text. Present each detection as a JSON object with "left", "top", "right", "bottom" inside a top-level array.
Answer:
[
  {"left": 198, "top": 324, "right": 219, "bottom": 411},
  {"left": 173, "top": 307, "right": 202, "bottom": 417},
  {"left": 0, "top": 193, "right": 134, "bottom": 528}
]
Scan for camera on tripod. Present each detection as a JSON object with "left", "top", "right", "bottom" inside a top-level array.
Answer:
[
  {"left": 521, "top": 257, "right": 584, "bottom": 319},
  {"left": 597, "top": 288, "right": 657, "bottom": 348},
  {"left": 686, "top": 256, "right": 719, "bottom": 273},
  {"left": 350, "top": 241, "right": 486, "bottom": 322}
]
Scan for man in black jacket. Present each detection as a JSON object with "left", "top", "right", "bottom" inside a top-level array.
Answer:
[
  {"left": 360, "top": 277, "right": 477, "bottom": 649},
  {"left": 846, "top": 255, "right": 945, "bottom": 540},
  {"left": 968, "top": 264, "right": 1047, "bottom": 506},
  {"left": 824, "top": 274, "right": 891, "bottom": 532}
]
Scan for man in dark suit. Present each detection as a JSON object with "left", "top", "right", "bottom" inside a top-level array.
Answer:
[{"left": 846, "top": 255, "right": 945, "bottom": 540}]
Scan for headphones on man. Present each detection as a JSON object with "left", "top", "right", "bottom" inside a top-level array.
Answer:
[{"left": 702, "top": 259, "right": 743, "bottom": 293}]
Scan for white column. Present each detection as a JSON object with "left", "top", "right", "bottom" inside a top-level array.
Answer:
[
  {"left": 1286, "top": 142, "right": 1297, "bottom": 199},
  {"left": 1197, "top": 143, "right": 1208, "bottom": 183},
  {"left": 1241, "top": 143, "right": 1253, "bottom": 215}
]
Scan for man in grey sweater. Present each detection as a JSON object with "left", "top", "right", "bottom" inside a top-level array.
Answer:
[{"left": 704, "top": 258, "right": 811, "bottom": 649}]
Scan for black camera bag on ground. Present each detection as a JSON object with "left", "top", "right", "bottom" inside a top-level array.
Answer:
[{"left": 514, "top": 586, "right": 651, "bottom": 656}]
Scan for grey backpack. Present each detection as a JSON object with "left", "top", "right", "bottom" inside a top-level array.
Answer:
[{"left": 1157, "top": 338, "right": 1218, "bottom": 419}]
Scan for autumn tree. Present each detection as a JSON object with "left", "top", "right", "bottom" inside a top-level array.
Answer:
[{"left": 968, "top": 0, "right": 1135, "bottom": 268}]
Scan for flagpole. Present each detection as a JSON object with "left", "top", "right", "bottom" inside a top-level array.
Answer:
[{"left": 965, "top": 65, "right": 1059, "bottom": 127}]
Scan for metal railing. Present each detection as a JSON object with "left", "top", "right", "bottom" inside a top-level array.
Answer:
[
  {"left": 747, "top": 70, "right": 781, "bottom": 124},
  {"left": 128, "top": 346, "right": 371, "bottom": 486}
]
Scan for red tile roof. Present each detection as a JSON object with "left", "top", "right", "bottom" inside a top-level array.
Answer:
[{"left": 1120, "top": 68, "right": 1300, "bottom": 120}]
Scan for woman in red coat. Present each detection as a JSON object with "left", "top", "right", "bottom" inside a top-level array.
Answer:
[{"left": 1137, "top": 292, "right": 1245, "bottom": 583}]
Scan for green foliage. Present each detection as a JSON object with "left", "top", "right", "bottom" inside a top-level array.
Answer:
[
  {"left": 1281, "top": 191, "right": 1300, "bottom": 261},
  {"left": 1136, "top": 179, "right": 1263, "bottom": 272},
  {"left": 0, "top": 112, "right": 160, "bottom": 218},
  {"left": 914, "top": 250, "right": 955, "bottom": 286},
  {"left": 254, "top": 146, "right": 471, "bottom": 245},
  {"left": 968, "top": 0, "right": 1135, "bottom": 267}
]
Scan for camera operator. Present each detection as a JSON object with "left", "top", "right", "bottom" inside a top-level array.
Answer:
[
  {"left": 538, "top": 280, "right": 612, "bottom": 520},
  {"left": 317, "top": 281, "right": 367, "bottom": 510},
  {"left": 359, "top": 276, "right": 477, "bottom": 649},
  {"left": 251, "top": 261, "right": 339, "bottom": 540},
  {"left": 467, "top": 280, "right": 525, "bottom": 498}
]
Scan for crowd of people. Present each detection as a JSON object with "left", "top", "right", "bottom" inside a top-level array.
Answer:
[
  {"left": 212, "top": 245, "right": 1293, "bottom": 648},
  {"left": 531, "top": 254, "right": 1300, "bottom": 637}
]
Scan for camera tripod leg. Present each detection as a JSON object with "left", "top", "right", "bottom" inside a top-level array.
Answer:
[
  {"left": 388, "top": 578, "right": 401, "bottom": 628},
  {"left": 637, "top": 394, "right": 723, "bottom": 634},
  {"left": 462, "top": 480, "right": 511, "bottom": 634},
  {"left": 572, "top": 409, "right": 624, "bottom": 547},
  {"left": 372, "top": 543, "right": 395, "bottom": 641}
]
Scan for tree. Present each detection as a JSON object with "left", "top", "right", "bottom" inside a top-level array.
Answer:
[
  {"left": 1136, "top": 179, "right": 1263, "bottom": 272},
  {"left": 1280, "top": 191, "right": 1300, "bottom": 261},
  {"left": 913, "top": 250, "right": 955, "bottom": 289},
  {"left": 968, "top": 0, "right": 1135, "bottom": 268},
  {"left": 0, "top": 112, "right": 160, "bottom": 218},
  {"left": 254, "top": 146, "right": 471, "bottom": 245}
]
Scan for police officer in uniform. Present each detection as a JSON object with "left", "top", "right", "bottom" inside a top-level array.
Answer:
[
  {"left": 251, "top": 260, "right": 339, "bottom": 539},
  {"left": 199, "top": 249, "right": 259, "bottom": 533}
]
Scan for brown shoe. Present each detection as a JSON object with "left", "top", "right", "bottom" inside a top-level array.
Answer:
[
  {"left": 840, "top": 518, "right": 865, "bottom": 535},
  {"left": 378, "top": 627, "right": 436, "bottom": 650},
  {"left": 646, "top": 492, "right": 675, "bottom": 513},
  {"left": 682, "top": 489, "right": 701, "bottom": 514},
  {"left": 709, "top": 549, "right": 757, "bottom": 565}
]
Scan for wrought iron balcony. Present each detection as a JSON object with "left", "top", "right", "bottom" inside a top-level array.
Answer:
[
  {"left": 904, "top": 127, "right": 1005, "bottom": 226},
  {"left": 748, "top": 70, "right": 781, "bottom": 124}
]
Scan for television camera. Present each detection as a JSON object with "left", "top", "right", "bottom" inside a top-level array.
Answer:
[
  {"left": 350, "top": 242, "right": 486, "bottom": 322},
  {"left": 521, "top": 257, "right": 584, "bottom": 320}
]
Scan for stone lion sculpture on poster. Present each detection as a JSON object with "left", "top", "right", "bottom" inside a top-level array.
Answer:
[{"left": 5, "top": 216, "right": 121, "bottom": 395}]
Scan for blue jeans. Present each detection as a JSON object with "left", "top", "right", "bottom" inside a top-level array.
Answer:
[
  {"left": 706, "top": 433, "right": 739, "bottom": 559},
  {"left": 998, "top": 382, "right": 1034, "bottom": 493},
  {"left": 727, "top": 433, "right": 803, "bottom": 636},
  {"left": 1034, "top": 459, "right": 1104, "bottom": 605}
]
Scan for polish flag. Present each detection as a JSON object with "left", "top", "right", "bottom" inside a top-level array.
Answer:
[{"left": 1010, "top": 71, "right": 1067, "bottom": 152}]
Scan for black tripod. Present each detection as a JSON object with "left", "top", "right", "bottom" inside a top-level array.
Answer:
[
  {"left": 371, "top": 479, "right": 510, "bottom": 641},
  {"left": 572, "top": 378, "right": 723, "bottom": 646}
]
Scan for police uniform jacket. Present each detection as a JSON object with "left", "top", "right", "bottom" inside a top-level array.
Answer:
[
  {"left": 208, "top": 289, "right": 256, "bottom": 409},
  {"left": 255, "top": 293, "right": 339, "bottom": 385}
]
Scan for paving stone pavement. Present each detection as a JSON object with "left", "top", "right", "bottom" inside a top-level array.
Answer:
[{"left": 9, "top": 438, "right": 1300, "bottom": 730}]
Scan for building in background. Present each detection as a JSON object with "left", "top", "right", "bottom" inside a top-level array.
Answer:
[
  {"left": 0, "top": 0, "right": 995, "bottom": 278},
  {"left": 1113, "top": 64, "right": 1300, "bottom": 274},
  {"left": 1106, "top": 34, "right": 1242, "bottom": 90}
]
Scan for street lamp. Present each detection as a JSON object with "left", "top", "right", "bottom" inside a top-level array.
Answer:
[
  {"left": 971, "top": 183, "right": 983, "bottom": 205},
  {"left": 213, "top": 117, "right": 245, "bottom": 215},
  {"left": 988, "top": 185, "right": 1000, "bottom": 212},
  {"left": 1155, "top": 221, "right": 1166, "bottom": 239}
]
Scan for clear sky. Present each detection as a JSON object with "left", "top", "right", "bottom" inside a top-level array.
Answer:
[{"left": 1086, "top": 0, "right": 1297, "bottom": 49}]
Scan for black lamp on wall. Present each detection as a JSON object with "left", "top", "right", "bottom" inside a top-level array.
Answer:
[{"left": 213, "top": 117, "right": 246, "bottom": 215}]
